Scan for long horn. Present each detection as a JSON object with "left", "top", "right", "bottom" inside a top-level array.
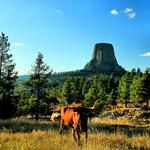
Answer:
[
  {"left": 52, "top": 105, "right": 64, "bottom": 112},
  {"left": 89, "top": 100, "right": 99, "bottom": 109},
  {"left": 68, "top": 103, "right": 83, "bottom": 108}
]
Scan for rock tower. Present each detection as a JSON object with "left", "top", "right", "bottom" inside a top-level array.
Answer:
[{"left": 84, "top": 43, "right": 124, "bottom": 73}]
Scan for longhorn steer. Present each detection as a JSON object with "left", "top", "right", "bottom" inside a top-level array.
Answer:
[{"left": 59, "top": 103, "right": 93, "bottom": 144}]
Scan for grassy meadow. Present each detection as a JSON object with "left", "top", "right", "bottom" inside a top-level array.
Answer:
[{"left": 0, "top": 118, "right": 150, "bottom": 150}]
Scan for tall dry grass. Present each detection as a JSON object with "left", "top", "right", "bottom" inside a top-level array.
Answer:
[
  {"left": 0, "top": 119, "right": 150, "bottom": 150},
  {"left": 0, "top": 130, "right": 149, "bottom": 150}
]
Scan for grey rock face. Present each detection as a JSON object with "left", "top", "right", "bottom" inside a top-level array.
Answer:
[{"left": 84, "top": 43, "right": 124, "bottom": 72}]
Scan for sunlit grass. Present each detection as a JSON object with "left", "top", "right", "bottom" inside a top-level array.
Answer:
[
  {"left": 91, "top": 117, "right": 150, "bottom": 127},
  {"left": 0, "top": 130, "right": 149, "bottom": 150},
  {"left": 0, "top": 118, "right": 150, "bottom": 150}
]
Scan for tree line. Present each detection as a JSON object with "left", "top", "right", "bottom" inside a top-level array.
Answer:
[{"left": 0, "top": 33, "right": 150, "bottom": 120}]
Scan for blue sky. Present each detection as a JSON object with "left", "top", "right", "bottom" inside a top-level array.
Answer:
[{"left": 0, "top": 0, "right": 150, "bottom": 75}]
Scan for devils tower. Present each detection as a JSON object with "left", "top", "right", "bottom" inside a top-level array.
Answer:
[{"left": 84, "top": 43, "right": 125, "bottom": 73}]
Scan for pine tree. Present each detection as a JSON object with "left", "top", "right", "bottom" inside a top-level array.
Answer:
[
  {"left": 137, "top": 68, "right": 150, "bottom": 107},
  {"left": 61, "top": 77, "right": 85, "bottom": 104},
  {"left": 0, "top": 32, "right": 18, "bottom": 118},
  {"left": 118, "top": 72, "right": 132, "bottom": 107},
  {"left": 61, "top": 79, "right": 71, "bottom": 104},
  {"left": 130, "top": 74, "right": 142, "bottom": 105},
  {"left": 84, "top": 75, "right": 108, "bottom": 108},
  {"left": 16, "top": 81, "right": 31, "bottom": 116},
  {"left": 27, "top": 52, "right": 52, "bottom": 120},
  {"left": 82, "top": 79, "right": 92, "bottom": 98},
  {"left": 107, "top": 89, "right": 118, "bottom": 109}
]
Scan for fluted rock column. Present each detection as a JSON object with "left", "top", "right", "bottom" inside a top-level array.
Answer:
[{"left": 84, "top": 43, "right": 124, "bottom": 73}]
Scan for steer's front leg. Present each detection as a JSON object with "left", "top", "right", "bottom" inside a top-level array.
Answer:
[{"left": 72, "top": 128, "right": 77, "bottom": 142}]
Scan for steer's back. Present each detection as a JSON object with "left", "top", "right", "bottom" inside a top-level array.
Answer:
[
  {"left": 61, "top": 107, "right": 74, "bottom": 126},
  {"left": 60, "top": 105, "right": 82, "bottom": 127}
]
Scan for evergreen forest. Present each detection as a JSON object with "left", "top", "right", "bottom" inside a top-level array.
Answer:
[{"left": 0, "top": 32, "right": 150, "bottom": 120}]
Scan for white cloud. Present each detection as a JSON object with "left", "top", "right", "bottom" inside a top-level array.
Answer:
[
  {"left": 110, "top": 9, "right": 119, "bottom": 15},
  {"left": 12, "top": 42, "right": 24, "bottom": 47},
  {"left": 56, "top": 9, "right": 64, "bottom": 15},
  {"left": 110, "top": 7, "right": 136, "bottom": 19},
  {"left": 124, "top": 8, "right": 133, "bottom": 14},
  {"left": 127, "top": 12, "right": 136, "bottom": 19},
  {"left": 124, "top": 8, "right": 136, "bottom": 19},
  {"left": 140, "top": 52, "right": 150, "bottom": 57}
]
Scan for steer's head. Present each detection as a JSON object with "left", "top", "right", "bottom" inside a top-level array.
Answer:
[
  {"left": 70, "top": 100, "right": 99, "bottom": 118},
  {"left": 51, "top": 112, "right": 61, "bottom": 121}
]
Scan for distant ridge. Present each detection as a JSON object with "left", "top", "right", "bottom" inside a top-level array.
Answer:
[{"left": 17, "top": 75, "right": 30, "bottom": 81}]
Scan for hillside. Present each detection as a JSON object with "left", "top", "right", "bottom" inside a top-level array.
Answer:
[
  {"left": 17, "top": 75, "right": 30, "bottom": 81},
  {"left": 98, "top": 105, "right": 150, "bottom": 125}
]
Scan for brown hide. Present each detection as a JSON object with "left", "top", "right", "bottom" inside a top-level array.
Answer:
[{"left": 59, "top": 103, "right": 88, "bottom": 143}]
